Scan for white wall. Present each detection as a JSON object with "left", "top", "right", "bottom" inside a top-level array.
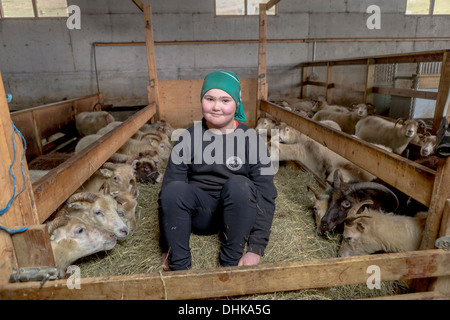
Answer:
[{"left": 0, "top": 0, "right": 449, "bottom": 111}]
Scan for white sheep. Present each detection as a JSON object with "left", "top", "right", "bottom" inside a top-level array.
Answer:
[
  {"left": 114, "top": 180, "right": 139, "bottom": 233},
  {"left": 47, "top": 214, "right": 117, "bottom": 276},
  {"left": 312, "top": 103, "right": 375, "bottom": 135},
  {"left": 338, "top": 200, "right": 427, "bottom": 257},
  {"left": 75, "top": 111, "right": 115, "bottom": 136},
  {"left": 78, "top": 162, "right": 137, "bottom": 194},
  {"left": 355, "top": 116, "right": 426, "bottom": 154},
  {"left": 64, "top": 189, "right": 129, "bottom": 239},
  {"left": 270, "top": 128, "right": 375, "bottom": 183}
]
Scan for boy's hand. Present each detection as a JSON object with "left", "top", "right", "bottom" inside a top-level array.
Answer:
[{"left": 238, "top": 252, "right": 261, "bottom": 266}]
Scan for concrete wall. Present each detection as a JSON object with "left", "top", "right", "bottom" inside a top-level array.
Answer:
[{"left": 0, "top": 0, "right": 449, "bottom": 112}]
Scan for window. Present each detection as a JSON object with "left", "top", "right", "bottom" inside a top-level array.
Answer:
[
  {"left": 216, "top": 0, "right": 276, "bottom": 16},
  {"left": 406, "top": 0, "right": 450, "bottom": 15},
  {"left": 0, "top": 0, "right": 69, "bottom": 18}
]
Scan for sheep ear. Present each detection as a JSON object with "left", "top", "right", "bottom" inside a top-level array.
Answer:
[
  {"left": 357, "top": 221, "right": 366, "bottom": 232},
  {"left": 99, "top": 168, "right": 113, "bottom": 178}
]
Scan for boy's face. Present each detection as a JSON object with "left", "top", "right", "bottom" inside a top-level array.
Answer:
[{"left": 202, "top": 89, "right": 237, "bottom": 131}]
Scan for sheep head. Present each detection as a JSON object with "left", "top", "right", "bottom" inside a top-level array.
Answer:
[
  {"left": 394, "top": 118, "right": 426, "bottom": 138},
  {"left": 318, "top": 170, "right": 398, "bottom": 234},
  {"left": 48, "top": 215, "right": 117, "bottom": 273},
  {"left": 420, "top": 133, "right": 437, "bottom": 157},
  {"left": 100, "top": 162, "right": 137, "bottom": 194},
  {"left": 65, "top": 188, "right": 129, "bottom": 240}
]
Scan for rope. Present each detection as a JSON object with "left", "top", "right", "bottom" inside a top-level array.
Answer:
[{"left": 0, "top": 120, "right": 28, "bottom": 235}]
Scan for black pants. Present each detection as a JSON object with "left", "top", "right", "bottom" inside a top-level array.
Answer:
[{"left": 158, "top": 175, "right": 257, "bottom": 270}]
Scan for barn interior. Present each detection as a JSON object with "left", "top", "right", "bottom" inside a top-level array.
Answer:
[{"left": 0, "top": 0, "right": 449, "bottom": 301}]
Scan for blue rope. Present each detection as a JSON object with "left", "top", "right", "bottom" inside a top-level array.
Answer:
[{"left": 0, "top": 120, "right": 28, "bottom": 234}]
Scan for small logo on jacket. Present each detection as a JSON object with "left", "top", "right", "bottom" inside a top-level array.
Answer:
[{"left": 226, "top": 156, "right": 243, "bottom": 171}]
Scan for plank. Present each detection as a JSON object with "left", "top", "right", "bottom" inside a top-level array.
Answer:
[
  {"left": 261, "top": 100, "right": 435, "bottom": 206},
  {"left": 0, "top": 72, "right": 40, "bottom": 284},
  {"left": 433, "top": 50, "right": 450, "bottom": 132},
  {"left": 257, "top": 3, "right": 268, "bottom": 116},
  {"left": 372, "top": 86, "right": 438, "bottom": 100},
  {"left": 143, "top": 4, "right": 160, "bottom": 121},
  {"left": 1, "top": 249, "right": 449, "bottom": 300},
  {"left": 32, "top": 104, "right": 156, "bottom": 224},
  {"left": 11, "top": 224, "right": 55, "bottom": 268},
  {"left": 365, "top": 59, "right": 375, "bottom": 104}
]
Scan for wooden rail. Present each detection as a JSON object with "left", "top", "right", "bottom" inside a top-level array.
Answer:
[
  {"left": 10, "top": 94, "right": 103, "bottom": 161},
  {"left": 261, "top": 100, "right": 435, "bottom": 206},
  {"left": 2, "top": 249, "right": 449, "bottom": 300},
  {"left": 32, "top": 104, "right": 156, "bottom": 224}
]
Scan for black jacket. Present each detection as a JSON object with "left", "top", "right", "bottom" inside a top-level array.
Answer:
[{"left": 160, "top": 118, "right": 277, "bottom": 255}]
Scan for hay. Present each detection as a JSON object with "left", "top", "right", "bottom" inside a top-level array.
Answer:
[{"left": 77, "top": 163, "right": 397, "bottom": 299}]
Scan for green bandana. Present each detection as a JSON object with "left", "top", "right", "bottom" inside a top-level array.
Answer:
[{"left": 200, "top": 70, "right": 247, "bottom": 122}]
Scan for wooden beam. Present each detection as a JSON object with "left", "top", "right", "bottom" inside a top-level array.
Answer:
[
  {"left": 372, "top": 86, "right": 438, "bottom": 100},
  {"left": 143, "top": 4, "right": 160, "bottom": 122},
  {"left": 0, "top": 72, "right": 43, "bottom": 284},
  {"left": 1, "top": 249, "right": 449, "bottom": 300},
  {"left": 326, "top": 63, "right": 333, "bottom": 103},
  {"left": 257, "top": 3, "right": 268, "bottom": 115},
  {"left": 265, "top": 0, "right": 280, "bottom": 11},
  {"left": 364, "top": 59, "right": 375, "bottom": 104},
  {"left": 131, "top": 0, "right": 143, "bottom": 12},
  {"left": 260, "top": 100, "right": 435, "bottom": 206},
  {"left": 421, "top": 158, "right": 450, "bottom": 250},
  {"left": 433, "top": 50, "right": 450, "bottom": 132},
  {"left": 32, "top": 104, "right": 156, "bottom": 224}
]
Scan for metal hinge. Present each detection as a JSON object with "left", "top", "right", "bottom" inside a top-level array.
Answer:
[{"left": 9, "top": 267, "right": 60, "bottom": 286}]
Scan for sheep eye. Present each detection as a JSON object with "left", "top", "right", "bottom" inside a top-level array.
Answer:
[
  {"left": 113, "top": 176, "right": 119, "bottom": 181},
  {"left": 94, "top": 210, "right": 104, "bottom": 216},
  {"left": 117, "top": 210, "right": 125, "bottom": 217},
  {"left": 341, "top": 200, "right": 351, "bottom": 208},
  {"left": 75, "top": 227, "right": 85, "bottom": 234}
]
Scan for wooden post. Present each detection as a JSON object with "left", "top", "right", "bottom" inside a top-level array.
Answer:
[
  {"left": 433, "top": 50, "right": 450, "bottom": 133},
  {"left": 256, "top": 3, "right": 268, "bottom": 121},
  {"left": 326, "top": 62, "right": 333, "bottom": 104},
  {"left": 0, "top": 72, "right": 53, "bottom": 284},
  {"left": 300, "top": 66, "right": 307, "bottom": 98},
  {"left": 364, "top": 58, "right": 375, "bottom": 104},
  {"left": 143, "top": 4, "right": 160, "bottom": 122}
]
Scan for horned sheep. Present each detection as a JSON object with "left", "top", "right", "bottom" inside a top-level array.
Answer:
[
  {"left": 339, "top": 200, "right": 427, "bottom": 257},
  {"left": 354, "top": 116, "right": 426, "bottom": 154},
  {"left": 47, "top": 214, "right": 117, "bottom": 276},
  {"left": 64, "top": 190, "right": 129, "bottom": 240}
]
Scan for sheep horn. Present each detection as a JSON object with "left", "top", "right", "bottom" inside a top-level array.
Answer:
[
  {"left": 417, "top": 120, "right": 428, "bottom": 133},
  {"left": 141, "top": 132, "right": 161, "bottom": 141},
  {"left": 102, "top": 162, "right": 118, "bottom": 171},
  {"left": 343, "top": 182, "right": 399, "bottom": 211},
  {"left": 307, "top": 185, "right": 326, "bottom": 200},
  {"left": 346, "top": 200, "right": 374, "bottom": 218},
  {"left": 47, "top": 215, "right": 70, "bottom": 235},
  {"left": 66, "top": 192, "right": 99, "bottom": 204},
  {"left": 394, "top": 118, "right": 406, "bottom": 127},
  {"left": 100, "top": 181, "right": 111, "bottom": 195},
  {"left": 344, "top": 213, "right": 373, "bottom": 224}
]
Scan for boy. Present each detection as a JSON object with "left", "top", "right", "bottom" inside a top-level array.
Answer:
[{"left": 158, "top": 70, "right": 277, "bottom": 271}]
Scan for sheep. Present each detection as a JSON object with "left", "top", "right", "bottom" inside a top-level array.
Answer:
[
  {"left": 307, "top": 185, "right": 332, "bottom": 236},
  {"left": 318, "top": 170, "right": 400, "bottom": 235},
  {"left": 75, "top": 111, "right": 115, "bottom": 136},
  {"left": 78, "top": 162, "right": 137, "bottom": 193},
  {"left": 311, "top": 100, "right": 351, "bottom": 114},
  {"left": 270, "top": 131, "right": 375, "bottom": 184},
  {"left": 140, "top": 120, "right": 175, "bottom": 138},
  {"left": 114, "top": 180, "right": 139, "bottom": 233},
  {"left": 419, "top": 133, "right": 437, "bottom": 157},
  {"left": 255, "top": 117, "right": 280, "bottom": 138},
  {"left": 312, "top": 103, "right": 375, "bottom": 135},
  {"left": 338, "top": 200, "right": 427, "bottom": 257},
  {"left": 47, "top": 214, "right": 117, "bottom": 276},
  {"left": 127, "top": 151, "right": 163, "bottom": 184},
  {"left": 354, "top": 116, "right": 426, "bottom": 154},
  {"left": 64, "top": 188, "right": 129, "bottom": 239}
]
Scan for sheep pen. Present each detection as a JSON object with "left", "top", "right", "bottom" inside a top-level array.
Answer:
[{"left": 75, "top": 163, "right": 401, "bottom": 300}]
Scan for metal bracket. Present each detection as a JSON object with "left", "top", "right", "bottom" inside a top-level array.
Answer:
[
  {"left": 435, "top": 236, "right": 450, "bottom": 251},
  {"left": 9, "top": 267, "right": 60, "bottom": 286}
]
